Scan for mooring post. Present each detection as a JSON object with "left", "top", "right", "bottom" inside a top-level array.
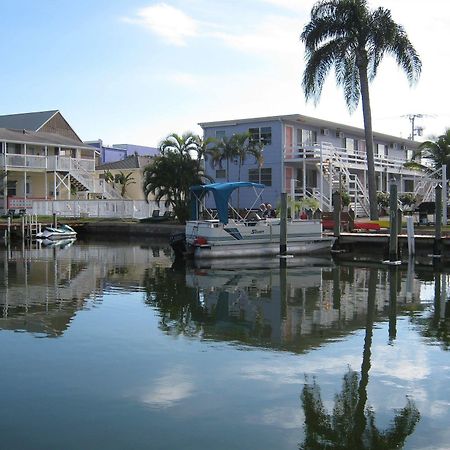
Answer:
[
  {"left": 406, "top": 216, "right": 415, "bottom": 256},
  {"left": 7, "top": 216, "right": 11, "bottom": 242},
  {"left": 52, "top": 212, "right": 57, "bottom": 228},
  {"left": 389, "top": 184, "right": 399, "bottom": 262},
  {"left": 280, "top": 192, "right": 287, "bottom": 256},
  {"left": 21, "top": 215, "right": 25, "bottom": 242},
  {"left": 388, "top": 266, "right": 398, "bottom": 342},
  {"left": 434, "top": 184, "right": 442, "bottom": 258},
  {"left": 332, "top": 191, "right": 341, "bottom": 240}
]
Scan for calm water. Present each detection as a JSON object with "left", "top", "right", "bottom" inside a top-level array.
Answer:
[{"left": 0, "top": 240, "right": 449, "bottom": 450}]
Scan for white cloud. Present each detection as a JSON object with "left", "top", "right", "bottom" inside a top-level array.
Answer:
[
  {"left": 139, "top": 369, "right": 195, "bottom": 408},
  {"left": 127, "top": 3, "right": 198, "bottom": 46}
]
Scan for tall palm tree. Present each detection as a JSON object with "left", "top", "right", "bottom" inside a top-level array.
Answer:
[
  {"left": 159, "top": 132, "right": 198, "bottom": 157},
  {"left": 301, "top": 0, "right": 421, "bottom": 219},
  {"left": 300, "top": 268, "right": 420, "bottom": 449},
  {"left": 418, "top": 129, "right": 450, "bottom": 173}
]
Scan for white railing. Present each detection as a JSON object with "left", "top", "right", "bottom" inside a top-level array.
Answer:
[
  {"left": 30, "top": 199, "right": 167, "bottom": 220},
  {"left": 284, "top": 143, "right": 412, "bottom": 173},
  {"left": 2, "top": 153, "right": 95, "bottom": 172}
]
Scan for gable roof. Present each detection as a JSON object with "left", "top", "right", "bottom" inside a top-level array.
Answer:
[
  {"left": 0, "top": 110, "right": 59, "bottom": 132},
  {"left": 96, "top": 154, "right": 154, "bottom": 170},
  {"left": 0, "top": 128, "right": 96, "bottom": 151}
]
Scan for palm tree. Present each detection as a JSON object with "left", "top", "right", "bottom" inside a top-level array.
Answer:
[
  {"left": 159, "top": 132, "right": 198, "bottom": 157},
  {"left": 301, "top": 0, "right": 421, "bottom": 219},
  {"left": 114, "top": 171, "right": 136, "bottom": 197},
  {"left": 207, "top": 135, "right": 238, "bottom": 182},
  {"left": 143, "top": 151, "right": 213, "bottom": 223},
  {"left": 300, "top": 268, "right": 420, "bottom": 449},
  {"left": 418, "top": 129, "right": 450, "bottom": 173}
]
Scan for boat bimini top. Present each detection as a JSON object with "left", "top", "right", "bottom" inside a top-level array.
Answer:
[{"left": 190, "top": 182, "right": 265, "bottom": 224}]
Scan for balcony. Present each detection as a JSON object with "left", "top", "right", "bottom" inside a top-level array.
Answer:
[
  {"left": 284, "top": 144, "right": 414, "bottom": 173},
  {"left": 1, "top": 154, "right": 95, "bottom": 172}
]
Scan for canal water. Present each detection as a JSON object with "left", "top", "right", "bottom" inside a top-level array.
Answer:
[{"left": 0, "top": 240, "right": 449, "bottom": 450}]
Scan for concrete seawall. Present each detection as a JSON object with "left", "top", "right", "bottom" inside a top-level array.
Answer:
[{"left": 75, "top": 221, "right": 185, "bottom": 238}]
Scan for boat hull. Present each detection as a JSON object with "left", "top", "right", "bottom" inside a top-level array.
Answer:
[{"left": 185, "top": 219, "right": 334, "bottom": 259}]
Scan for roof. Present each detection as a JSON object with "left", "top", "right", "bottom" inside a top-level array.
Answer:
[
  {"left": 96, "top": 154, "right": 154, "bottom": 170},
  {"left": 0, "top": 128, "right": 96, "bottom": 150},
  {"left": 199, "top": 113, "right": 421, "bottom": 148},
  {"left": 0, "top": 110, "right": 58, "bottom": 132},
  {"left": 190, "top": 182, "right": 265, "bottom": 224}
]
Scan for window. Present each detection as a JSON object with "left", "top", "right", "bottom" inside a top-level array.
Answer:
[
  {"left": 376, "top": 144, "right": 385, "bottom": 157},
  {"left": 302, "top": 130, "right": 316, "bottom": 146},
  {"left": 296, "top": 129, "right": 302, "bottom": 146},
  {"left": 249, "top": 168, "right": 272, "bottom": 186},
  {"left": 7, "top": 181, "right": 16, "bottom": 196},
  {"left": 216, "top": 169, "right": 226, "bottom": 179},
  {"left": 260, "top": 127, "right": 271, "bottom": 145},
  {"left": 404, "top": 179, "right": 414, "bottom": 192},
  {"left": 345, "top": 138, "right": 355, "bottom": 154},
  {"left": 249, "top": 127, "right": 272, "bottom": 145},
  {"left": 215, "top": 130, "right": 226, "bottom": 140}
]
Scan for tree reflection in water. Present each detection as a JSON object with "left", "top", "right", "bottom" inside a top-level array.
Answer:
[{"left": 300, "top": 268, "right": 420, "bottom": 450}]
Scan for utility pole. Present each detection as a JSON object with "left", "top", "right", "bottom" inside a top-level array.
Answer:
[{"left": 402, "top": 114, "right": 423, "bottom": 140}]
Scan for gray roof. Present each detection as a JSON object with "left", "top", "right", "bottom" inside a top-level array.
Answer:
[
  {"left": 96, "top": 154, "right": 154, "bottom": 170},
  {"left": 96, "top": 155, "right": 153, "bottom": 170},
  {"left": 0, "top": 128, "right": 96, "bottom": 150},
  {"left": 199, "top": 113, "right": 421, "bottom": 148},
  {"left": 0, "top": 110, "right": 58, "bottom": 131}
]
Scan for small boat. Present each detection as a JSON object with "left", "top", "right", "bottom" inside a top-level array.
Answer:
[
  {"left": 36, "top": 224, "right": 77, "bottom": 241},
  {"left": 37, "top": 237, "right": 76, "bottom": 248},
  {"left": 174, "top": 182, "right": 334, "bottom": 259}
]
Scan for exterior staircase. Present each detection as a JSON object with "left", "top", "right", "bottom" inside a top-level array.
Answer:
[{"left": 320, "top": 142, "right": 370, "bottom": 217}]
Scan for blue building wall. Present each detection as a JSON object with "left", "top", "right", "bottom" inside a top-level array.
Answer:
[
  {"left": 86, "top": 140, "right": 159, "bottom": 164},
  {"left": 203, "top": 119, "right": 283, "bottom": 209}
]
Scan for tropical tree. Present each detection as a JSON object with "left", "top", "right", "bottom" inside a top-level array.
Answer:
[
  {"left": 300, "top": 268, "right": 420, "bottom": 449},
  {"left": 418, "top": 129, "right": 450, "bottom": 173},
  {"left": 143, "top": 151, "right": 212, "bottom": 223},
  {"left": 206, "top": 132, "right": 264, "bottom": 183},
  {"left": 301, "top": 0, "right": 421, "bottom": 219},
  {"left": 114, "top": 171, "right": 136, "bottom": 197}
]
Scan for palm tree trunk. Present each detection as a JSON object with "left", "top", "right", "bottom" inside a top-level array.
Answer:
[{"left": 359, "top": 66, "right": 379, "bottom": 220}]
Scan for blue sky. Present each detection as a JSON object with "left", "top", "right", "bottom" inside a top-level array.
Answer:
[{"left": 1, "top": 0, "right": 449, "bottom": 146}]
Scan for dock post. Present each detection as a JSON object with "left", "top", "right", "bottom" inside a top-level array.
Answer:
[
  {"left": 279, "top": 192, "right": 287, "bottom": 256},
  {"left": 332, "top": 190, "right": 341, "bottom": 241},
  {"left": 52, "top": 212, "right": 57, "bottom": 228},
  {"left": 7, "top": 216, "right": 11, "bottom": 242},
  {"left": 406, "top": 216, "right": 415, "bottom": 256},
  {"left": 433, "top": 184, "right": 442, "bottom": 258},
  {"left": 388, "top": 266, "right": 398, "bottom": 342},
  {"left": 389, "top": 184, "right": 399, "bottom": 262},
  {"left": 21, "top": 215, "right": 25, "bottom": 242}
]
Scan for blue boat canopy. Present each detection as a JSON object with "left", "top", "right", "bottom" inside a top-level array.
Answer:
[{"left": 190, "top": 182, "right": 265, "bottom": 224}]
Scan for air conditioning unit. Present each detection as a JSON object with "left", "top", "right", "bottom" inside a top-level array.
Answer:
[
  {"left": 389, "top": 142, "right": 398, "bottom": 150},
  {"left": 400, "top": 144, "right": 407, "bottom": 150},
  {"left": 320, "top": 128, "right": 329, "bottom": 136},
  {"left": 337, "top": 132, "right": 344, "bottom": 138}
]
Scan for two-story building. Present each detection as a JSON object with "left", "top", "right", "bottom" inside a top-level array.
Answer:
[
  {"left": 200, "top": 114, "right": 424, "bottom": 216},
  {"left": 0, "top": 110, "right": 122, "bottom": 214}
]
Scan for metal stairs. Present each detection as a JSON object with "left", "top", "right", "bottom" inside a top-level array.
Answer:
[{"left": 320, "top": 143, "right": 370, "bottom": 217}]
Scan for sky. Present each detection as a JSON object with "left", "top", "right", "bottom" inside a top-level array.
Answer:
[{"left": 1, "top": 0, "right": 449, "bottom": 147}]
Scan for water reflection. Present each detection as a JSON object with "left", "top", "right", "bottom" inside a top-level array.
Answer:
[
  {"left": 144, "top": 258, "right": 428, "bottom": 353},
  {"left": 300, "top": 269, "right": 420, "bottom": 449},
  {"left": 0, "top": 241, "right": 172, "bottom": 337}
]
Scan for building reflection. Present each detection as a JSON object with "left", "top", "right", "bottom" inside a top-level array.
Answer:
[
  {"left": 0, "top": 242, "right": 172, "bottom": 337},
  {"left": 179, "top": 259, "right": 425, "bottom": 352}
]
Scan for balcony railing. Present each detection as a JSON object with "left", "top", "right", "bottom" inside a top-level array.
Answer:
[
  {"left": 1, "top": 154, "right": 95, "bottom": 172},
  {"left": 284, "top": 143, "right": 411, "bottom": 173}
]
